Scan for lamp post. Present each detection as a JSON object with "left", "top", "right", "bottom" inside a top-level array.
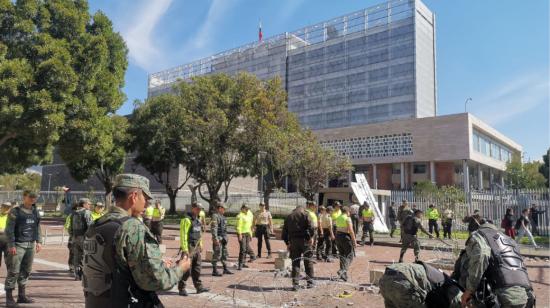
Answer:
[
  {"left": 258, "top": 151, "right": 267, "bottom": 198},
  {"left": 464, "top": 97, "right": 472, "bottom": 113}
]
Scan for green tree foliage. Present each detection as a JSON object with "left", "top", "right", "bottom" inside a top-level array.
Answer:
[
  {"left": 0, "top": 0, "right": 128, "bottom": 175},
  {"left": 128, "top": 95, "right": 192, "bottom": 214},
  {"left": 506, "top": 155, "right": 546, "bottom": 189},
  {"left": 59, "top": 115, "right": 129, "bottom": 202},
  {"left": 176, "top": 73, "right": 259, "bottom": 213},
  {"left": 289, "top": 130, "right": 353, "bottom": 201},
  {"left": 239, "top": 77, "right": 300, "bottom": 208},
  {"left": 0, "top": 172, "right": 41, "bottom": 191},
  {"left": 539, "top": 150, "right": 549, "bottom": 187}
]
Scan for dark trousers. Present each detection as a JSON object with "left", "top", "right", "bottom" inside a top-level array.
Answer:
[
  {"left": 238, "top": 234, "right": 253, "bottom": 265},
  {"left": 289, "top": 238, "right": 314, "bottom": 286},
  {"left": 389, "top": 219, "right": 397, "bottom": 237},
  {"left": 331, "top": 226, "right": 338, "bottom": 255},
  {"left": 361, "top": 221, "right": 374, "bottom": 245},
  {"left": 428, "top": 219, "right": 439, "bottom": 238},
  {"left": 317, "top": 228, "right": 332, "bottom": 259},
  {"left": 67, "top": 237, "right": 74, "bottom": 269},
  {"left": 351, "top": 214, "right": 359, "bottom": 236},
  {"left": 335, "top": 233, "right": 354, "bottom": 281},
  {"left": 255, "top": 225, "right": 271, "bottom": 256},
  {"left": 0, "top": 236, "right": 8, "bottom": 268},
  {"left": 178, "top": 247, "right": 202, "bottom": 291},
  {"left": 443, "top": 220, "right": 452, "bottom": 239},
  {"left": 150, "top": 221, "right": 163, "bottom": 244},
  {"left": 532, "top": 222, "right": 539, "bottom": 236}
]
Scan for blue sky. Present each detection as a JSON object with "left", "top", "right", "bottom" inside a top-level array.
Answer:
[{"left": 89, "top": 0, "right": 549, "bottom": 161}]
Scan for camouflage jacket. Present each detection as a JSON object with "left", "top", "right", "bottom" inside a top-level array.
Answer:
[
  {"left": 458, "top": 224, "right": 494, "bottom": 292},
  {"left": 113, "top": 206, "right": 183, "bottom": 291}
]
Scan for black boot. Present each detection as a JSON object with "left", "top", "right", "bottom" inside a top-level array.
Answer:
[
  {"left": 6, "top": 289, "right": 18, "bottom": 307},
  {"left": 196, "top": 286, "right": 210, "bottom": 294},
  {"left": 212, "top": 268, "right": 222, "bottom": 277},
  {"left": 17, "top": 286, "right": 34, "bottom": 304},
  {"left": 223, "top": 265, "right": 233, "bottom": 275}
]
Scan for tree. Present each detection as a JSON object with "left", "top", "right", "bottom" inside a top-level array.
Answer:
[
  {"left": 289, "top": 130, "right": 353, "bottom": 201},
  {"left": 58, "top": 115, "right": 129, "bottom": 205},
  {"left": 0, "top": 0, "right": 127, "bottom": 173},
  {"left": 128, "top": 94, "right": 192, "bottom": 214},
  {"left": 506, "top": 155, "right": 546, "bottom": 189},
  {"left": 239, "top": 77, "right": 301, "bottom": 208},
  {"left": 539, "top": 149, "right": 549, "bottom": 188},
  {"left": 0, "top": 173, "right": 41, "bottom": 191},
  {"left": 177, "top": 73, "right": 263, "bottom": 213}
]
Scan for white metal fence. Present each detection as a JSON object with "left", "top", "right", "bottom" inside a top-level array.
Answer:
[{"left": 390, "top": 189, "right": 550, "bottom": 236}]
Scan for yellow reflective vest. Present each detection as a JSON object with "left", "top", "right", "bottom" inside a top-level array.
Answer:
[
  {"left": 335, "top": 213, "right": 351, "bottom": 233},
  {"left": 0, "top": 213, "right": 8, "bottom": 232},
  {"left": 331, "top": 209, "right": 342, "bottom": 225},
  {"left": 237, "top": 211, "right": 253, "bottom": 236},
  {"left": 145, "top": 206, "right": 154, "bottom": 219},
  {"left": 91, "top": 211, "right": 104, "bottom": 221},
  {"left": 361, "top": 208, "right": 375, "bottom": 221},
  {"left": 306, "top": 209, "right": 318, "bottom": 227},
  {"left": 427, "top": 208, "right": 440, "bottom": 220}
]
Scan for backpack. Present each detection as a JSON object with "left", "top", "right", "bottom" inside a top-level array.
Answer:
[
  {"left": 514, "top": 217, "right": 522, "bottom": 230},
  {"left": 402, "top": 215, "right": 416, "bottom": 235},
  {"left": 71, "top": 209, "right": 89, "bottom": 236}
]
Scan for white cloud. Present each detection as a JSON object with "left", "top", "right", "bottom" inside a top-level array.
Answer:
[
  {"left": 120, "top": 0, "right": 173, "bottom": 71},
  {"left": 471, "top": 71, "right": 549, "bottom": 126}
]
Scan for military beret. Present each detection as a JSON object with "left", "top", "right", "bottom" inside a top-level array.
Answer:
[{"left": 113, "top": 174, "right": 152, "bottom": 199}]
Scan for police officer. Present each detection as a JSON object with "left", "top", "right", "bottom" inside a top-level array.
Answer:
[
  {"left": 82, "top": 174, "right": 190, "bottom": 308},
  {"left": 236, "top": 204, "right": 255, "bottom": 270},
  {"left": 178, "top": 203, "right": 209, "bottom": 296},
  {"left": 388, "top": 202, "right": 397, "bottom": 238},
  {"left": 0, "top": 202, "right": 13, "bottom": 268},
  {"left": 360, "top": 202, "right": 375, "bottom": 246},
  {"left": 318, "top": 206, "right": 335, "bottom": 262},
  {"left": 198, "top": 203, "right": 207, "bottom": 232},
  {"left": 150, "top": 200, "right": 165, "bottom": 244},
  {"left": 442, "top": 206, "right": 454, "bottom": 239},
  {"left": 426, "top": 204, "right": 440, "bottom": 238},
  {"left": 399, "top": 209, "right": 432, "bottom": 263},
  {"left": 305, "top": 201, "right": 320, "bottom": 260},
  {"left": 334, "top": 206, "right": 357, "bottom": 282},
  {"left": 253, "top": 202, "right": 273, "bottom": 258},
  {"left": 349, "top": 202, "right": 360, "bottom": 236},
  {"left": 5, "top": 190, "right": 42, "bottom": 307},
  {"left": 211, "top": 202, "right": 233, "bottom": 276},
  {"left": 91, "top": 202, "right": 105, "bottom": 221},
  {"left": 70, "top": 198, "right": 93, "bottom": 281},
  {"left": 453, "top": 220, "right": 535, "bottom": 308},
  {"left": 330, "top": 202, "right": 342, "bottom": 255},
  {"left": 379, "top": 262, "right": 463, "bottom": 308},
  {"left": 282, "top": 205, "right": 315, "bottom": 291}
]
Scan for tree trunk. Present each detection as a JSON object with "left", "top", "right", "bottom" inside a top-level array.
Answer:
[
  {"left": 102, "top": 180, "right": 114, "bottom": 209},
  {"left": 168, "top": 191, "right": 177, "bottom": 215},
  {"left": 263, "top": 186, "right": 273, "bottom": 211}
]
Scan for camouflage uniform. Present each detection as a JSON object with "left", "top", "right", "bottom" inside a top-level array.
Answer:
[
  {"left": 70, "top": 205, "right": 93, "bottom": 280},
  {"left": 456, "top": 223, "right": 534, "bottom": 308},
  {"left": 211, "top": 212, "right": 229, "bottom": 273},
  {"left": 84, "top": 174, "right": 184, "bottom": 308},
  {"left": 379, "top": 263, "right": 462, "bottom": 308},
  {"left": 399, "top": 216, "right": 430, "bottom": 262}
]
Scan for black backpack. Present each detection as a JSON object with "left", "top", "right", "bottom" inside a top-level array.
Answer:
[{"left": 402, "top": 215, "right": 416, "bottom": 235}]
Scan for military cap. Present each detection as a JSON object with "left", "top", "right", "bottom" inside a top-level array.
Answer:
[
  {"left": 95, "top": 202, "right": 104, "bottom": 207},
  {"left": 191, "top": 202, "right": 200, "bottom": 208},
  {"left": 326, "top": 206, "right": 334, "bottom": 211},
  {"left": 1, "top": 202, "right": 12, "bottom": 208},
  {"left": 319, "top": 205, "right": 326, "bottom": 210},
  {"left": 259, "top": 202, "right": 266, "bottom": 207},
  {"left": 217, "top": 202, "right": 226, "bottom": 209},
  {"left": 241, "top": 204, "right": 249, "bottom": 210},
  {"left": 23, "top": 190, "right": 38, "bottom": 198},
  {"left": 334, "top": 201, "right": 341, "bottom": 207},
  {"left": 113, "top": 174, "right": 152, "bottom": 199}
]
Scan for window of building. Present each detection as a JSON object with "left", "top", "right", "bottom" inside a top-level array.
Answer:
[
  {"left": 392, "top": 164, "right": 401, "bottom": 174},
  {"left": 413, "top": 164, "right": 426, "bottom": 174}
]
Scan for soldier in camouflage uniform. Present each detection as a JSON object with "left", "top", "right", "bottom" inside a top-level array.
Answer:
[
  {"left": 397, "top": 200, "right": 413, "bottom": 243},
  {"left": 399, "top": 209, "right": 432, "bottom": 263},
  {"left": 211, "top": 202, "right": 233, "bottom": 276},
  {"left": 5, "top": 190, "right": 42, "bottom": 307},
  {"left": 70, "top": 198, "right": 93, "bottom": 281},
  {"left": 82, "top": 174, "right": 190, "bottom": 308},
  {"left": 453, "top": 221, "right": 535, "bottom": 308},
  {"left": 379, "top": 262, "right": 462, "bottom": 308}
]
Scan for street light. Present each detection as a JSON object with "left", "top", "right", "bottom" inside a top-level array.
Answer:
[{"left": 464, "top": 97, "right": 472, "bottom": 113}]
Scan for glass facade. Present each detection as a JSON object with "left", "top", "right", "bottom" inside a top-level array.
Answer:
[
  {"left": 148, "top": 0, "right": 436, "bottom": 130},
  {"left": 472, "top": 129, "right": 512, "bottom": 162}
]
